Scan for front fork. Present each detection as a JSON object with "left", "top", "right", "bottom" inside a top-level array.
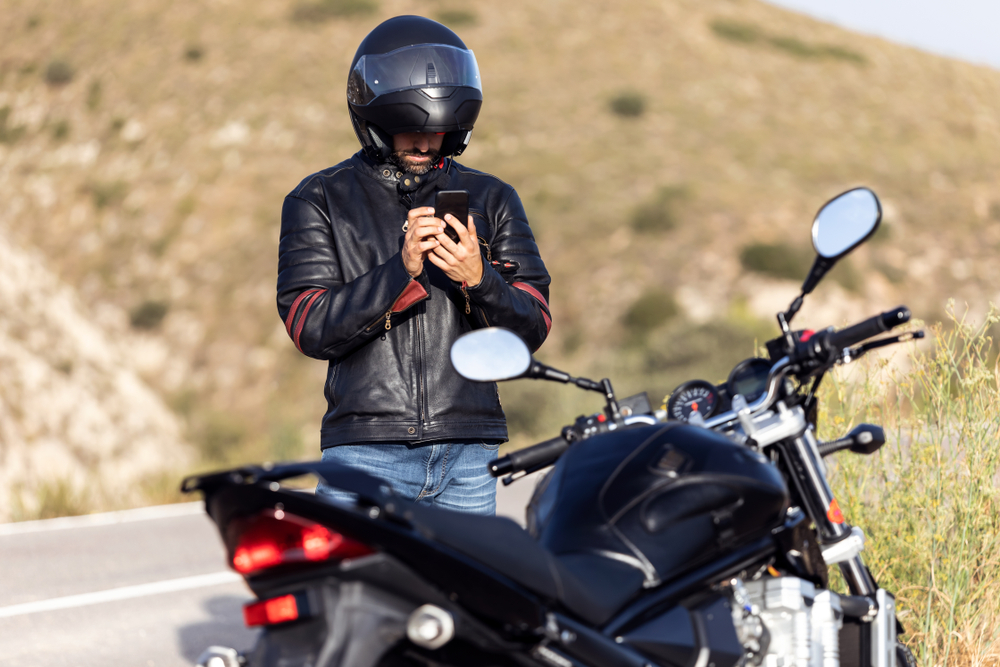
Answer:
[{"left": 783, "top": 429, "right": 877, "bottom": 596}]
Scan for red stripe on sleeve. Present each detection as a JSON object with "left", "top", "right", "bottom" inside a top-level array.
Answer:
[
  {"left": 512, "top": 282, "right": 552, "bottom": 334},
  {"left": 285, "top": 289, "right": 321, "bottom": 337},
  {"left": 293, "top": 289, "right": 326, "bottom": 352}
]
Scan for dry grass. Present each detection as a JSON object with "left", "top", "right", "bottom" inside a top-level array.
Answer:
[{"left": 822, "top": 303, "right": 1000, "bottom": 666}]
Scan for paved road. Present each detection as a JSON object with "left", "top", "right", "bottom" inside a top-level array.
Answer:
[{"left": 0, "top": 474, "right": 541, "bottom": 667}]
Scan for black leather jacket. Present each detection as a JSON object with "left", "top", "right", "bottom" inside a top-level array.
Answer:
[{"left": 277, "top": 153, "right": 551, "bottom": 448}]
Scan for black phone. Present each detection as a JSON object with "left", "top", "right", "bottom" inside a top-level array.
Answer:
[{"left": 435, "top": 190, "right": 469, "bottom": 243}]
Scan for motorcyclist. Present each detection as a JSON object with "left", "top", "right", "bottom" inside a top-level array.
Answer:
[{"left": 276, "top": 15, "right": 551, "bottom": 515}]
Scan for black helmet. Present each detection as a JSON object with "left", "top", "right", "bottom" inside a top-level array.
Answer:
[{"left": 347, "top": 16, "right": 483, "bottom": 161}]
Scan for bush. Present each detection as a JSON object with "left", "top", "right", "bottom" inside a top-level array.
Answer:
[
  {"left": 291, "top": 0, "right": 377, "bottom": 22},
  {"left": 51, "top": 119, "right": 70, "bottom": 141},
  {"left": 710, "top": 18, "right": 866, "bottom": 65},
  {"left": 86, "top": 80, "right": 102, "bottom": 111},
  {"left": 44, "top": 59, "right": 74, "bottom": 86},
  {"left": 0, "top": 106, "right": 26, "bottom": 144},
  {"left": 129, "top": 300, "right": 169, "bottom": 330},
  {"left": 631, "top": 185, "right": 688, "bottom": 232},
  {"left": 710, "top": 19, "right": 761, "bottom": 44},
  {"left": 609, "top": 91, "right": 646, "bottom": 118},
  {"left": 184, "top": 44, "right": 205, "bottom": 61},
  {"left": 623, "top": 289, "right": 679, "bottom": 334},
  {"left": 739, "top": 242, "right": 811, "bottom": 281},
  {"left": 435, "top": 9, "right": 477, "bottom": 27},
  {"left": 824, "top": 305, "right": 1000, "bottom": 665},
  {"left": 89, "top": 180, "right": 128, "bottom": 209}
]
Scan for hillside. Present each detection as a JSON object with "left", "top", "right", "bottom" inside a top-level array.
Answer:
[{"left": 1, "top": 0, "right": 998, "bottom": 514}]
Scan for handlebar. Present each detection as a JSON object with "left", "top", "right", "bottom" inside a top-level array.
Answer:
[
  {"left": 827, "top": 306, "right": 911, "bottom": 350},
  {"left": 794, "top": 306, "right": 911, "bottom": 368},
  {"left": 489, "top": 436, "right": 569, "bottom": 478}
]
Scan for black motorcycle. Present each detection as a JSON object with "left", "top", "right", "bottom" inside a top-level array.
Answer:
[{"left": 186, "top": 187, "right": 920, "bottom": 667}]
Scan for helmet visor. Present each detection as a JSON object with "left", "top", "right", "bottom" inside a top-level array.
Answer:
[{"left": 348, "top": 44, "right": 482, "bottom": 106}]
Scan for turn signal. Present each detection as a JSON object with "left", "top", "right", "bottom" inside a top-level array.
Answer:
[{"left": 230, "top": 509, "right": 373, "bottom": 575}]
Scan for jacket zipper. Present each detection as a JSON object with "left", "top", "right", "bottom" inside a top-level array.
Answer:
[
  {"left": 461, "top": 281, "right": 471, "bottom": 315},
  {"left": 365, "top": 282, "right": 413, "bottom": 333}
]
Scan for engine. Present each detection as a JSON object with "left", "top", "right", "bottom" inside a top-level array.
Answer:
[{"left": 731, "top": 576, "right": 844, "bottom": 667}]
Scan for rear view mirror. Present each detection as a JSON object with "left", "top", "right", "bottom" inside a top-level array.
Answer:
[
  {"left": 450, "top": 328, "right": 531, "bottom": 382},
  {"left": 812, "top": 187, "right": 882, "bottom": 259},
  {"left": 782, "top": 187, "right": 882, "bottom": 326}
]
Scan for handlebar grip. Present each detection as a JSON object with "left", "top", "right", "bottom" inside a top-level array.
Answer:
[
  {"left": 828, "top": 306, "right": 910, "bottom": 350},
  {"left": 488, "top": 436, "right": 569, "bottom": 478}
]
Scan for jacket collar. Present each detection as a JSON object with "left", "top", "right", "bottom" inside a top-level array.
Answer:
[{"left": 353, "top": 151, "right": 451, "bottom": 192}]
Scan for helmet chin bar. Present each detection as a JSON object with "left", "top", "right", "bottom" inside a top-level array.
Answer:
[{"left": 350, "top": 113, "right": 473, "bottom": 163}]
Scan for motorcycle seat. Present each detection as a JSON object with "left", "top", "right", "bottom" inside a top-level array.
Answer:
[{"left": 403, "top": 502, "right": 646, "bottom": 626}]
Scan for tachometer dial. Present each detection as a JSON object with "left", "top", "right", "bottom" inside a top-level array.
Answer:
[{"left": 666, "top": 380, "right": 720, "bottom": 422}]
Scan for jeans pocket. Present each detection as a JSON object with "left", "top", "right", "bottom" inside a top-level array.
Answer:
[{"left": 478, "top": 441, "right": 501, "bottom": 452}]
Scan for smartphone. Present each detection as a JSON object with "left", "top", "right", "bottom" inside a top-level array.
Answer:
[{"left": 434, "top": 190, "right": 470, "bottom": 243}]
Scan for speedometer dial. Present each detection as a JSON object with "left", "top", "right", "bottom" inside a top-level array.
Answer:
[{"left": 666, "top": 380, "right": 720, "bottom": 422}]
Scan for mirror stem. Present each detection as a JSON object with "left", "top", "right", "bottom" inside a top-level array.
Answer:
[{"left": 600, "top": 378, "right": 622, "bottom": 422}]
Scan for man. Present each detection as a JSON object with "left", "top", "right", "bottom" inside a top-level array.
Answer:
[{"left": 276, "top": 15, "right": 551, "bottom": 515}]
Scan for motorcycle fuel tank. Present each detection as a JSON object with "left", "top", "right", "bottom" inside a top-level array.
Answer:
[{"left": 527, "top": 423, "right": 789, "bottom": 586}]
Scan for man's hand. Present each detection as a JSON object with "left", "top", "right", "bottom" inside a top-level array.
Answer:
[
  {"left": 402, "top": 207, "right": 443, "bottom": 277},
  {"left": 428, "top": 214, "right": 483, "bottom": 286}
]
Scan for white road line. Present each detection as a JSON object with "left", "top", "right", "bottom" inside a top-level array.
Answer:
[
  {"left": 0, "top": 502, "right": 205, "bottom": 537},
  {"left": 0, "top": 571, "right": 244, "bottom": 618}
]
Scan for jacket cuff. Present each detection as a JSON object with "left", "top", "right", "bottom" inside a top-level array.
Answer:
[{"left": 391, "top": 255, "right": 431, "bottom": 313}]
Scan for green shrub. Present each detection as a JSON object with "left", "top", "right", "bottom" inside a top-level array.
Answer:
[
  {"left": 631, "top": 185, "right": 688, "bottom": 232},
  {"left": 710, "top": 18, "right": 866, "bottom": 65},
  {"left": 184, "top": 44, "right": 205, "bottom": 61},
  {"left": 291, "top": 0, "right": 377, "bottom": 22},
  {"left": 623, "top": 289, "right": 679, "bottom": 333},
  {"left": 89, "top": 180, "right": 129, "bottom": 209},
  {"left": 129, "top": 300, "right": 169, "bottom": 330},
  {"left": 51, "top": 119, "right": 71, "bottom": 141},
  {"left": 609, "top": 91, "right": 646, "bottom": 118},
  {"left": 710, "top": 19, "right": 761, "bottom": 44},
  {"left": 0, "top": 106, "right": 26, "bottom": 144},
  {"left": 86, "top": 80, "right": 102, "bottom": 111},
  {"left": 435, "top": 9, "right": 477, "bottom": 27},
  {"left": 44, "top": 59, "right": 74, "bottom": 86},
  {"left": 739, "top": 242, "right": 811, "bottom": 281}
]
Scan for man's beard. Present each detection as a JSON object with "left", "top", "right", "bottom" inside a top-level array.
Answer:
[{"left": 390, "top": 149, "right": 441, "bottom": 175}]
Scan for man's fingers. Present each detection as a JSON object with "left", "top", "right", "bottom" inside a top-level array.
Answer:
[
  {"left": 407, "top": 206, "right": 435, "bottom": 221},
  {"left": 443, "top": 214, "right": 471, "bottom": 243},
  {"left": 431, "top": 244, "right": 460, "bottom": 265}
]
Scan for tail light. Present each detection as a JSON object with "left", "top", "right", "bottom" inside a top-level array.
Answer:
[
  {"left": 229, "top": 508, "right": 373, "bottom": 575},
  {"left": 243, "top": 593, "right": 303, "bottom": 627}
]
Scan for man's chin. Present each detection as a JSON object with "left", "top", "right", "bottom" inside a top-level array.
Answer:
[
  {"left": 402, "top": 159, "right": 434, "bottom": 175},
  {"left": 393, "top": 152, "right": 439, "bottom": 175}
]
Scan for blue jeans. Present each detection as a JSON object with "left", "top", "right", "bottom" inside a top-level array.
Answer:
[{"left": 317, "top": 442, "right": 500, "bottom": 515}]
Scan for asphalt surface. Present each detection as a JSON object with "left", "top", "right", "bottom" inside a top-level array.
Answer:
[{"left": 0, "top": 474, "right": 540, "bottom": 667}]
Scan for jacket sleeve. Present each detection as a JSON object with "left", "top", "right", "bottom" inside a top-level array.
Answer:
[
  {"left": 277, "top": 193, "right": 430, "bottom": 360},
  {"left": 464, "top": 187, "right": 551, "bottom": 352}
]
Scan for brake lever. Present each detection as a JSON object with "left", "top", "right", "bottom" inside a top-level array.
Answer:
[{"left": 845, "top": 330, "right": 925, "bottom": 360}]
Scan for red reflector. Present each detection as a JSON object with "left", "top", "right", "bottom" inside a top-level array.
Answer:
[
  {"left": 596, "top": 413, "right": 606, "bottom": 423},
  {"left": 243, "top": 594, "right": 299, "bottom": 627},
  {"left": 800, "top": 329, "right": 815, "bottom": 342},
  {"left": 229, "top": 509, "right": 374, "bottom": 575}
]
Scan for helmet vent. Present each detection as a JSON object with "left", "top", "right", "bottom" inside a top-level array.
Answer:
[{"left": 426, "top": 62, "right": 438, "bottom": 84}]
